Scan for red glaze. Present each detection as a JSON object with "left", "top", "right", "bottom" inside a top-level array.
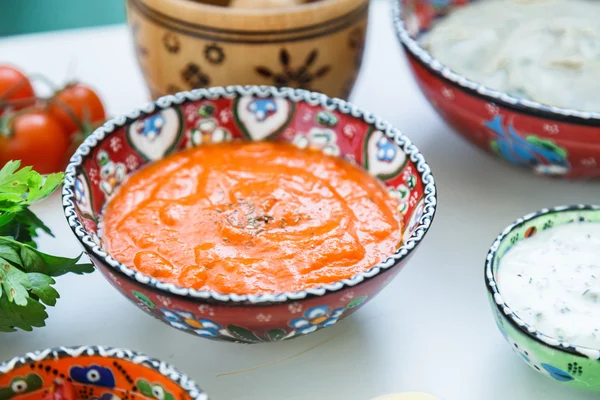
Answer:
[{"left": 396, "top": 0, "right": 600, "bottom": 179}]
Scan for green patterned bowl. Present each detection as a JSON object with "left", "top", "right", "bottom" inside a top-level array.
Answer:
[{"left": 485, "top": 205, "right": 600, "bottom": 392}]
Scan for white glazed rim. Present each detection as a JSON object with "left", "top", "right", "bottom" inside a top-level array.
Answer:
[
  {"left": 485, "top": 204, "right": 600, "bottom": 360},
  {"left": 0, "top": 345, "right": 208, "bottom": 400},
  {"left": 391, "top": 0, "right": 600, "bottom": 123},
  {"left": 62, "top": 85, "right": 437, "bottom": 304}
]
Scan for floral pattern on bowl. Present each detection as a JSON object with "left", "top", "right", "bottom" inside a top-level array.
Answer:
[
  {"left": 0, "top": 346, "right": 207, "bottom": 400},
  {"left": 486, "top": 205, "right": 600, "bottom": 392},
  {"left": 393, "top": 0, "right": 600, "bottom": 179},
  {"left": 62, "top": 86, "right": 437, "bottom": 343}
]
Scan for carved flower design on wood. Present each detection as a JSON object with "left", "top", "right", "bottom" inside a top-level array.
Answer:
[
  {"left": 204, "top": 43, "right": 225, "bottom": 65},
  {"left": 256, "top": 49, "right": 331, "bottom": 89},
  {"left": 181, "top": 63, "right": 211, "bottom": 89},
  {"left": 163, "top": 32, "right": 181, "bottom": 54}
]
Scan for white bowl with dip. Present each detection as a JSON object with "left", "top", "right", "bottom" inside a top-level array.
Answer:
[{"left": 485, "top": 205, "right": 600, "bottom": 392}]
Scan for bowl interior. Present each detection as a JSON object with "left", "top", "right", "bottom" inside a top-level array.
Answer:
[
  {"left": 70, "top": 88, "right": 430, "bottom": 258},
  {"left": 488, "top": 206, "right": 600, "bottom": 358},
  {"left": 0, "top": 347, "right": 205, "bottom": 400},
  {"left": 400, "top": 0, "right": 472, "bottom": 39},
  {"left": 489, "top": 207, "right": 600, "bottom": 282}
]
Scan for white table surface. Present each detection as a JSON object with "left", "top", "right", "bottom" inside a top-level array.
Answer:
[{"left": 1, "top": 2, "right": 599, "bottom": 400}]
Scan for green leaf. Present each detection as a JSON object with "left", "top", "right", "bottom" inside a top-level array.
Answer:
[
  {"left": 0, "top": 209, "right": 51, "bottom": 247},
  {"left": 0, "top": 219, "right": 35, "bottom": 247},
  {"left": 30, "top": 251, "right": 94, "bottom": 277},
  {"left": 0, "top": 161, "right": 31, "bottom": 195},
  {"left": 27, "top": 172, "right": 63, "bottom": 203},
  {"left": 16, "top": 208, "right": 53, "bottom": 237},
  {"left": 26, "top": 171, "right": 43, "bottom": 194},
  {"left": 0, "top": 212, "right": 16, "bottom": 229},
  {"left": 25, "top": 171, "right": 43, "bottom": 201},
  {"left": 19, "top": 246, "right": 43, "bottom": 272},
  {"left": 40, "top": 173, "right": 63, "bottom": 196},
  {"left": 0, "top": 203, "right": 24, "bottom": 215},
  {"left": 27, "top": 273, "right": 59, "bottom": 306},
  {"left": 267, "top": 328, "right": 286, "bottom": 341},
  {"left": 0, "top": 162, "right": 90, "bottom": 333},
  {"left": 0, "top": 296, "right": 47, "bottom": 332},
  {"left": 0, "top": 243, "right": 21, "bottom": 267},
  {"left": 0, "top": 161, "right": 20, "bottom": 181},
  {"left": 0, "top": 193, "right": 26, "bottom": 203},
  {"left": 1, "top": 238, "right": 93, "bottom": 276},
  {"left": 227, "top": 325, "right": 263, "bottom": 343},
  {"left": 0, "top": 262, "right": 31, "bottom": 306},
  {"left": 0, "top": 162, "right": 63, "bottom": 207}
]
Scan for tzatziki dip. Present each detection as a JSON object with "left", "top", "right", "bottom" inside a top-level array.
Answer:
[
  {"left": 420, "top": 0, "right": 600, "bottom": 112},
  {"left": 498, "top": 222, "right": 600, "bottom": 349}
]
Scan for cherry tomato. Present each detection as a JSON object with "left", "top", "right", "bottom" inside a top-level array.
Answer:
[
  {"left": 49, "top": 83, "right": 106, "bottom": 136},
  {"left": 0, "top": 65, "right": 35, "bottom": 110},
  {"left": 42, "top": 380, "right": 76, "bottom": 400},
  {"left": 0, "top": 111, "right": 68, "bottom": 174}
]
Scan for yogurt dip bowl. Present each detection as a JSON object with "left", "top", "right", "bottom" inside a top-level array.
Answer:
[
  {"left": 486, "top": 205, "right": 600, "bottom": 392},
  {"left": 392, "top": 0, "right": 600, "bottom": 179},
  {"left": 62, "top": 86, "right": 437, "bottom": 343},
  {"left": 0, "top": 346, "right": 208, "bottom": 400}
]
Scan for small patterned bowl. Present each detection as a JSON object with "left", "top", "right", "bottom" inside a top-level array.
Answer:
[
  {"left": 62, "top": 86, "right": 437, "bottom": 343},
  {"left": 392, "top": 0, "right": 600, "bottom": 179},
  {"left": 0, "top": 346, "right": 207, "bottom": 400},
  {"left": 486, "top": 205, "right": 600, "bottom": 392}
]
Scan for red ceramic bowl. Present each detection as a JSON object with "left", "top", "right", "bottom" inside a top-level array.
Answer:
[
  {"left": 392, "top": 0, "right": 600, "bottom": 179},
  {"left": 0, "top": 346, "right": 207, "bottom": 400},
  {"left": 62, "top": 86, "right": 437, "bottom": 343}
]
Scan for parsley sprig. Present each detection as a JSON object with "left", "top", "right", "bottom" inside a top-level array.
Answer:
[{"left": 0, "top": 161, "right": 94, "bottom": 332}]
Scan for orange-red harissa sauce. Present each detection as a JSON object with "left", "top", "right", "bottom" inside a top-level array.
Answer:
[{"left": 102, "top": 142, "right": 402, "bottom": 294}]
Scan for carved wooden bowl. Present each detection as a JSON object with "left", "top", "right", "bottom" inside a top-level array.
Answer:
[{"left": 126, "top": 0, "right": 369, "bottom": 100}]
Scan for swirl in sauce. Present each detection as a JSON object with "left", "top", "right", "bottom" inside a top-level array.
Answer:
[{"left": 102, "top": 142, "right": 402, "bottom": 294}]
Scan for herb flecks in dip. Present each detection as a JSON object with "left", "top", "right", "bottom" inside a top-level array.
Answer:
[
  {"left": 498, "top": 223, "right": 600, "bottom": 349},
  {"left": 102, "top": 142, "right": 402, "bottom": 295},
  {"left": 420, "top": 0, "right": 600, "bottom": 112}
]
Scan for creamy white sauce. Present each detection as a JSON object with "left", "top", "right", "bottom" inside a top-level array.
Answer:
[
  {"left": 498, "top": 222, "right": 600, "bottom": 349},
  {"left": 420, "top": 0, "right": 600, "bottom": 112}
]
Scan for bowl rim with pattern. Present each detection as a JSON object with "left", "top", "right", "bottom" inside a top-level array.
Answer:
[
  {"left": 0, "top": 345, "right": 208, "bottom": 400},
  {"left": 485, "top": 204, "right": 600, "bottom": 360},
  {"left": 391, "top": 0, "right": 600, "bottom": 126},
  {"left": 62, "top": 85, "right": 437, "bottom": 306}
]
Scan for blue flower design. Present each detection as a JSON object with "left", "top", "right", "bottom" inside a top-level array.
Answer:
[
  {"left": 289, "top": 305, "right": 345, "bottom": 334},
  {"left": 137, "top": 114, "right": 165, "bottom": 141},
  {"left": 247, "top": 98, "right": 277, "bottom": 122},
  {"left": 486, "top": 115, "right": 569, "bottom": 175},
  {"left": 376, "top": 136, "right": 398, "bottom": 163},
  {"left": 160, "top": 309, "right": 222, "bottom": 337}
]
